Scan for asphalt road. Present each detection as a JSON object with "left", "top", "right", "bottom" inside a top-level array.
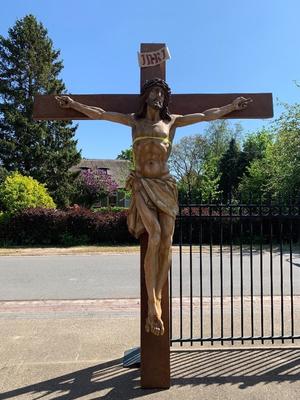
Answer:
[{"left": 0, "top": 251, "right": 299, "bottom": 300}]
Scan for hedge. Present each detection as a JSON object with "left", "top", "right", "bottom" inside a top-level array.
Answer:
[
  {"left": 0, "top": 207, "right": 137, "bottom": 246},
  {"left": 0, "top": 206, "right": 299, "bottom": 247}
]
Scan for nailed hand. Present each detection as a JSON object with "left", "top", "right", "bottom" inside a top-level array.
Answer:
[
  {"left": 55, "top": 95, "right": 74, "bottom": 108},
  {"left": 232, "top": 97, "right": 253, "bottom": 111}
]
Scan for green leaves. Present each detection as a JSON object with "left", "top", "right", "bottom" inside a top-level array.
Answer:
[
  {"left": 0, "top": 15, "right": 81, "bottom": 207},
  {"left": 238, "top": 104, "right": 300, "bottom": 201},
  {"left": 0, "top": 172, "right": 55, "bottom": 214}
]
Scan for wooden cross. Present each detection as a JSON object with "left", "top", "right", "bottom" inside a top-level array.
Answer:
[{"left": 33, "top": 43, "right": 273, "bottom": 389}]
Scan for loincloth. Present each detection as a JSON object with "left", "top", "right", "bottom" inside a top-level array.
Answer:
[{"left": 125, "top": 172, "right": 179, "bottom": 239}]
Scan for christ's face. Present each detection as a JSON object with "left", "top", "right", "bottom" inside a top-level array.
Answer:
[{"left": 146, "top": 86, "right": 165, "bottom": 110}]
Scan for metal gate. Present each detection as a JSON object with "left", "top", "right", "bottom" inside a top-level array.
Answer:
[{"left": 170, "top": 199, "right": 300, "bottom": 345}]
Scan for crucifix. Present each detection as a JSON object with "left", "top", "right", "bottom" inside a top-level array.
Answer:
[{"left": 33, "top": 43, "right": 273, "bottom": 389}]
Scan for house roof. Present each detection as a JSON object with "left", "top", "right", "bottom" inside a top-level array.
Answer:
[{"left": 70, "top": 159, "right": 131, "bottom": 187}]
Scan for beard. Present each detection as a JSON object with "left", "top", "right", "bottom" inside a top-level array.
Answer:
[{"left": 147, "top": 99, "right": 163, "bottom": 110}]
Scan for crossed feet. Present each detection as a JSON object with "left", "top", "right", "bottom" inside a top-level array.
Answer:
[{"left": 145, "top": 298, "right": 165, "bottom": 336}]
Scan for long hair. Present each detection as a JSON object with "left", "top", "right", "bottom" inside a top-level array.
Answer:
[{"left": 135, "top": 78, "right": 172, "bottom": 121}]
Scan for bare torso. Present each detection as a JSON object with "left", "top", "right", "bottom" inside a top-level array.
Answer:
[{"left": 132, "top": 116, "right": 176, "bottom": 178}]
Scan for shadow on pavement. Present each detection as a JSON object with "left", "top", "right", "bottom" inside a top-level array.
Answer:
[
  {"left": 172, "top": 347, "right": 300, "bottom": 389},
  {"left": 0, "top": 348, "right": 300, "bottom": 399},
  {"left": 0, "top": 358, "right": 154, "bottom": 400}
]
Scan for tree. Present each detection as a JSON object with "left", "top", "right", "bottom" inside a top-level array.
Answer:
[
  {"left": 237, "top": 129, "right": 274, "bottom": 201},
  {"left": 168, "top": 135, "right": 207, "bottom": 201},
  {"left": 200, "top": 120, "right": 244, "bottom": 200},
  {"left": 200, "top": 155, "right": 221, "bottom": 201},
  {"left": 267, "top": 103, "right": 300, "bottom": 198},
  {"left": 0, "top": 166, "right": 8, "bottom": 185},
  {"left": 168, "top": 121, "right": 244, "bottom": 201},
  {"left": 237, "top": 157, "right": 271, "bottom": 201},
  {"left": 242, "top": 129, "right": 273, "bottom": 165},
  {"left": 218, "top": 138, "right": 245, "bottom": 198},
  {"left": 117, "top": 147, "right": 133, "bottom": 161},
  {"left": 0, "top": 172, "right": 55, "bottom": 214},
  {"left": 238, "top": 104, "right": 300, "bottom": 201},
  {"left": 74, "top": 169, "right": 118, "bottom": 208},
  {"left": 204, "top": 120, "right": 243, "bottom": 159},
  {"left": 0, "top": 15, "right": 81, "bottom": 208}
]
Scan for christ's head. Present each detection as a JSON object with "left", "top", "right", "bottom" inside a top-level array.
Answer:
[
  {"left": 146, "top": 86, "right": 165, "bottom": 110},
  {"left": 135, "top": 78, "right": 171, "bottom": 121}
]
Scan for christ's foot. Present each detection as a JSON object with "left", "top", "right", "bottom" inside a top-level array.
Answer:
[
  {"left": 145, "top": 315, "right": 165, "bottom": 336},
  {"left": 145, "top": 300, "right": 165, "bottom": 336}
]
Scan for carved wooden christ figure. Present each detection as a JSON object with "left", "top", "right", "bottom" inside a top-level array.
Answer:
[{"left": 56, "top": 78, "right": 251, "bottom": 336}]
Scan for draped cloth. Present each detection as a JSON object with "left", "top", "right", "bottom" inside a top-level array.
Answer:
[{"left": 125, "top": 171, "right": 179, "bottom": 239}]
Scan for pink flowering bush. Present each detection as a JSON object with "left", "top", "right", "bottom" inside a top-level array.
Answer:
[{"left": 75, "top": 169, "right": 118, "bottom": 208}]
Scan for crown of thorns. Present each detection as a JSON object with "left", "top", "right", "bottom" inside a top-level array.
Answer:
[{"left": 140, "top": 78, "right": 171, "bottom": 99}]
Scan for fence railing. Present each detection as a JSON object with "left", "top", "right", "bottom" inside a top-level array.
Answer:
[{"left": 170, "top": 200, "right": 300, "bottom": 345}]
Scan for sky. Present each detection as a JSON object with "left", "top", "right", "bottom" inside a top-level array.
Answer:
[{"left": 1, "top": 0, "right": 299, "bottom": 159}]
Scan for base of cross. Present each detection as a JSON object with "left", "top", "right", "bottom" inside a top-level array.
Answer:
[
  {"left": 122, "top": 233, "right": 171, "bottom": 389},
  {"left": 123, "top": 347, "right": 141, "bottom": 368},
  {"left": 139, "top": 233, "right": 171, "bottom": 389}
]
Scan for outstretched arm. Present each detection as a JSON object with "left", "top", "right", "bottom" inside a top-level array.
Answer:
[
  {"left": 55, "top": 96, "right": 134, "bottom": 127},
  {"left": 173, "top": 97, "right": 252, "bottom": 128}
]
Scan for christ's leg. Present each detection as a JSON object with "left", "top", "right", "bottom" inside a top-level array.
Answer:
[
  {"left": 155, "top": 213, "right": 175, "bottom": 318},
  {"left": 135, "top": 192, "right": 164, "bottom": 336}
]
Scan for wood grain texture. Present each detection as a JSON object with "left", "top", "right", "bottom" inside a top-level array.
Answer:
[
  {"left": 33, "top": 93, "right": 273, "bottom": 120},
  {"left": 140, "top": 43, "right": 170, "bottom": 390}
]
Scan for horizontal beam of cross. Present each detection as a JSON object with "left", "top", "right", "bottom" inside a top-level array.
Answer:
[{"left": 33, "top": 93, "right": 273, "bottom": 120}]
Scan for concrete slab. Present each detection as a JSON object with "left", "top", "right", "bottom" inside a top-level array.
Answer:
[{"left": 0, "top": 302, "right": 300, "bottom": 399}]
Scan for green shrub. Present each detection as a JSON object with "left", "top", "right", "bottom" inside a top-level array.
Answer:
[{"left": 0, "top": 172, "right": 56, "bottom": 214}]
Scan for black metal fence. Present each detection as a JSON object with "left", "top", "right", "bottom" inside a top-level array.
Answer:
[{"left": 170, "top": 199, "right": 300, "bottom": 345}]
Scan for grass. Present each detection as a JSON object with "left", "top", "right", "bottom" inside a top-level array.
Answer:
[
  {"left": 0, "top": 244, "right": 205, "bottom": 256},
  {"left": 1, "top": 244, "right": 298, "bottom": 256},
  {"left": 0, "top": 245, "right": 140, "bottom": 256}
]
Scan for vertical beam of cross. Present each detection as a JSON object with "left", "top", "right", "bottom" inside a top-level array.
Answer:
[{"left": 140, "top": 43, "right": 171, "bottom": 389}]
